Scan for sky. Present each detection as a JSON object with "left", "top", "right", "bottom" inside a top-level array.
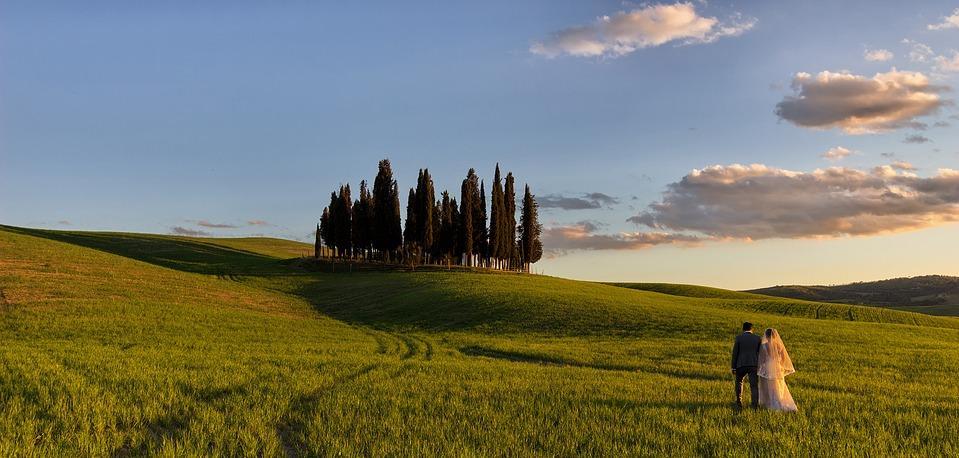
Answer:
[{"left": 2, "top": 1, "right": 958, "bottom": 289}]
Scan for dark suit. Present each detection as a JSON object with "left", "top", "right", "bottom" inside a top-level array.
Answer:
[{"left": 731, "top": 331, "right": 762, "bottom": 407}]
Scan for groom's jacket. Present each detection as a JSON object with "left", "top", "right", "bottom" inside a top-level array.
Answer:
[{"left": 731, "top": 332, "right": 762, "bottom": 369}]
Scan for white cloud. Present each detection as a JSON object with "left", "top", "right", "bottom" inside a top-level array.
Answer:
[
  {"left": 903, "top": 39, "right": 934, "bottom": 63},
  {"left": 864, "top": 49, "right": 894, "bottom": 62},
  {"left": 775, "top": 69, "right": 944, "bottom": 134},
  {"left": 530, "top": 2, "right": 755, "bottom": 58},
  {"left": 934, "top": 51, "right": 959, "bottom": 73},
  {"left": 821, "top": 146, "right": 853, "bottom": 161},
  {"left": 928, "top": 8, "right": 959, "bottom": 30},
  {"left": 630, "top": 163, "right": 959, "bottom": 239}
]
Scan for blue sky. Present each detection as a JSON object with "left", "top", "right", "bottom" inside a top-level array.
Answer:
[{"left": 2, "top": 1, "right": 958, "bottom": 288}]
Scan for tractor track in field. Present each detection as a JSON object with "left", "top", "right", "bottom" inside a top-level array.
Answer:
[
  {"left": 277, "top": 327, "right": 436, "bottom": 455},
  {"left": 0, "top": 287, "right": 10, "bottom": 311}
]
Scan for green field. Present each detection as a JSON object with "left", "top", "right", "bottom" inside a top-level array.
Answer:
[{"left": 1, "top": 225, "right": 958, "bottom": 455}]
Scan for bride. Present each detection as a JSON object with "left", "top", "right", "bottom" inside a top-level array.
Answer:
[{"left": 758, "top": 328, "right": 798, "bottom": 412}]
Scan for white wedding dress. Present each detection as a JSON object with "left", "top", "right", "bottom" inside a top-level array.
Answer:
[{"left": 757, "top": 328, "right": 798, "bottom": 412}]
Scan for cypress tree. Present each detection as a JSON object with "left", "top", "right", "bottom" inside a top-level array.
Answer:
[
  {"left": 459, "top": 172, "right": 475, "bottom": 266},
  {"left": 319, "top": 207, "right": 332, "bottom": 256},
  {"left": 404, "top": 186, "right": 417, "bottom": 260},
  {"left": 314, "top": 223, "right": 322, "bottom": 258},
  {"left": 504, "top": 172, "right": 517, "bottom": 270},
  {"left": 450, "top": 197, "right": 461, "bottom": 264},
  {"left": 477, "top": 180, "right": 488, "bottom": 266},
  {"left": 489, "top": 164, "right": 505, "bottom": 268},
  {"left": 431, "top": 198, "right": 442, "bottom": 263},
  {"left": 335, "top": 184, "right": 353, "bottom": 258},
  {"left": 325, "top": 191, "right": 339, "bottom": 257},
  {"left": 353, "top": 180, "right": 373, "bottom": 260},
  {"left": 418, "top": 169, "right": 435, "bottom": 261},
  {"left": 372, "top": 159, "right": 402, "bottom": 261},
  {"left": 390, "top": 180, "right": 403, "bottom": 258},
  {"left": 519, "top": 184, "right": 542, "bottom": 273}
]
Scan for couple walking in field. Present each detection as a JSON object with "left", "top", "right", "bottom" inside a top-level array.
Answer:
[{"left": 731, "top": 322, "right": 798, "bottom": 412}]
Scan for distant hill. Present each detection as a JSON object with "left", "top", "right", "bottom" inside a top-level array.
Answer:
[
  {"left": 747, "top": 275, "right": 959, "bottom": 316},
  {"left": 605, "top": 282, "right": 770, "bottom": 300}
]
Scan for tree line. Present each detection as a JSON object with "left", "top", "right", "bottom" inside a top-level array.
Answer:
[{"left": 315, "top": 159, "right": 542, "bottom": 272}]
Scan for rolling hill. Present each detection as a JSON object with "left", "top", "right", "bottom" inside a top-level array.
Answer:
[
  {"left": 1, "top": 224, "right": 957, "bottom": 455},
  {"left": 748, "top": 276, "right": 959, "bottom": 317}
]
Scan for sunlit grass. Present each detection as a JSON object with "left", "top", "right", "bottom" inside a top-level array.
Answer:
[{"left": 1, "top": 226, "right": 957, "bottom": 455}]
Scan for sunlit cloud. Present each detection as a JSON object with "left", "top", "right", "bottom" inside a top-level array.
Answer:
[
  {"left": 864, "top": 49, "right": 894, "bottom": 62},
  {"left": 775, "top": 69, "right": 945, "bottom": 134},
  {"left": 530, "top": 2, "right": 755, "bottom": 58},
  {"left": 247, "top": 220, "right": 272, "bottom": 226},
  {"left": 821, "top": 146, "right": 853, "bottom": 161},
  {"left": 928, "top": 8, "right": 959, "bottom": 30},
  {"left": 890, "top": 161, "right": 916, "bottom": 171},
  {"left": 629, "top": 163, "right": 959, "bottom": 240}
]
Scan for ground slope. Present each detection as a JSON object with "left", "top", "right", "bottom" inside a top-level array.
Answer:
[
  {"left": 1, "top": 225, "right": 958, "bottom": 455},
  {"left": 749, "top": 276, "right": 959, "bottom": 316}
]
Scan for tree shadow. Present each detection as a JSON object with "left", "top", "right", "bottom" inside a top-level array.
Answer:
[
  {"left": 2, "top": 225, "right": 289, "bottom": 275},
  {"left": 459, "top": 345, "right": 725, "bottom": 382}
]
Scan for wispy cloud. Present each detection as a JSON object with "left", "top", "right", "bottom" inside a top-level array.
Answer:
[
  {"left": 543, "top": 220, "right": 702, "bottom": 254},
  {"left": 629, "top": 163, "right": 959, "bottom": 240},
  {"left": 903, "top": 134, "right": 931, "bottom": 144},
  {"left": 928, "top": 8, "right": 959, "bottom": 30},
  {"left": 247, "top": 220, "right": 272, "bottom": 226},
  {"left": 57, "top": 220, "right": 71, "bottom": 226},
  {"left": 196, "top": 220, "right": 238, "bottom": 228},
  {"left": 903, "top": 39, "right": 934, "bottom": 63},
  {"left": 530, "top": 2, "right": 755, "bottom": 58},
  {"left": 775, "top": 69, "right": 945, "bottom": 134},
  {"left": 934, "top": 51, "right": 959, "bottom": 73},
  {"left": 539, "top": 192, "right": 619, "bottom": 210},
  {"left": 171, "top": 226, "right": 212, "bottom": 237}
]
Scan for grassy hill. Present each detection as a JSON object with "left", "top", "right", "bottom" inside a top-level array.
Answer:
[
  {"left": 607, "top": 282, "right": 786, "bottom": 299},
  {"left": 1, "top": 225, "right": 958, "bottom": 455},
  {"left": 749, "top": 276, "right": 959, "bottom": 317}
]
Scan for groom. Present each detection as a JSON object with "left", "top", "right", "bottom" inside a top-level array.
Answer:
[{"left": 731, "top": 321, "right": 762, "bottom": 409}]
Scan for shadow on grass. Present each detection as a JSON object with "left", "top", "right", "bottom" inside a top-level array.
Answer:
[
  {"left": 459, "top": 345, "right": 725, "bottom": 382},
  {"left": 2, "top": 225, "right": 289, "bottom": 275}
]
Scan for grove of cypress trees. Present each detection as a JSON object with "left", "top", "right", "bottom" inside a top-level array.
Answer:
[{"left": 519, "top": 184, "right": 542, "bottom": 273}]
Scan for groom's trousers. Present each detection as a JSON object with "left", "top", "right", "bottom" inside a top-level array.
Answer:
[{"left": 735, "top": 366, "right": 759, "bottom": 407}]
